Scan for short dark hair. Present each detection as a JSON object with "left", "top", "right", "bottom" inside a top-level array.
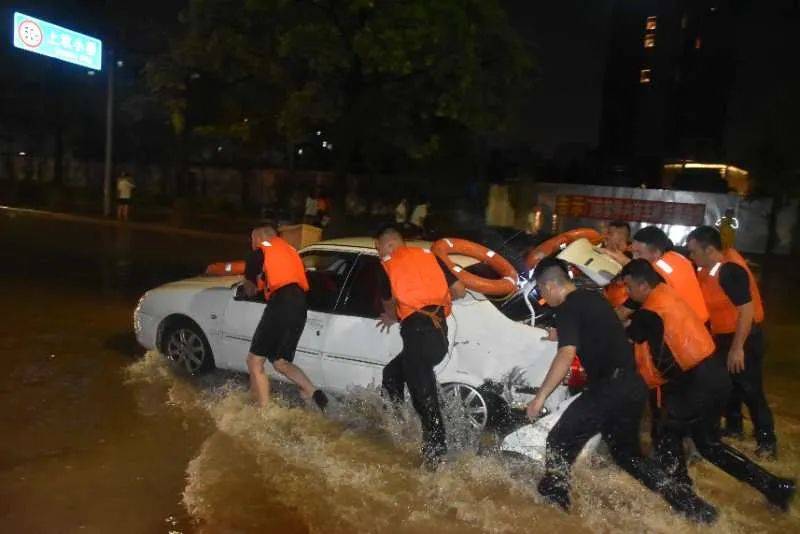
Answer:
[
  {"left": 687, "top": 226, "right": 722, "bottom": 251},
  {"left": 533, "top": 257, "right": 571, "bottom": 286},
  {"left": 609, "top": 220, "right": 631, "bottom": 234},
  {"left": 374, "top": 223, "right": 404, "bottom": 240},
  {"left": 260, "top": 220, "right": 278, "bottom": 233},
  {"left": 632, "top": 226, "right": 672, "bottom": 253},
  {"left": 620, "top": 258, "right": 665, "bottom": 288}
]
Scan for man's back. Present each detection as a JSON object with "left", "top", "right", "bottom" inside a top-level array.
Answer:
[{"left": 554, "top": 289, "right": 634, "bottom": 382}]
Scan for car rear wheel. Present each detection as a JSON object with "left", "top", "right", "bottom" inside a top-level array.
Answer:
[
  {"left": 161, "top": 320, "right": 215, "bottom": 375},
  {"left": 441, "top": 382, "right": 490, "bottom": 431}
]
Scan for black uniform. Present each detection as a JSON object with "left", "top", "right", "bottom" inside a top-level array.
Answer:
[
  {"left": 245, "top": 249, "right": 307, "bottom": 363},
  {"left": 627, "top": 310, "right": 792, "bottom": 507},
  {"left": 714, "top": 263, "right": 775, "bottom": 447},
  {"left": 539, "top": 289, "right": 716, "bottom": 521},
  {"left": 378, "top": 257, "right": 456, "bottom": 465}
]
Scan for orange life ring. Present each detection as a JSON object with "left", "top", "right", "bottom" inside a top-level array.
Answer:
[
  {"left": 524, "top": 228, "right": 603, "bottom": 270},
  {"left": 205, "top": 260, "right": 246, "bottom": 276},
  {"left": 431, "top": 238, "right": 518, "bottom": 296}
]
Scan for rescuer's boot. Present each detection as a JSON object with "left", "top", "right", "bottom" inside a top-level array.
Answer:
[
  {"left": 721, "top": 415, "right": 744, "bottom": 439},
  {"left": 312, "top": 389, "right": 329, "bottom": 412},
  {"left": 537, "top": 472, "right": 571, "bottom": 512},
  {"left": 755, "top": 430, "right": 778, "bottom": 460},
  {"left": 705, "top": 441, "right": 794, "bottom": 511}
]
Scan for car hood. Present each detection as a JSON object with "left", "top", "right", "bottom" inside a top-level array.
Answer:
[{"left": 156, "top": 275, "right": 240, "bottom": 292}]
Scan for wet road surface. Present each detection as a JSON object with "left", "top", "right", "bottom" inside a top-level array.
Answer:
[{"left": 1, "top": 211, "right": 798, "bottom": 533}]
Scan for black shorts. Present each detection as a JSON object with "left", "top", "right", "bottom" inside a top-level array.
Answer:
[
  {"left": 117, "top": 198, "right": 131, "bottom": 206},
  {"left": 249, "top": 284, "right": 308, "bottom": 362}
]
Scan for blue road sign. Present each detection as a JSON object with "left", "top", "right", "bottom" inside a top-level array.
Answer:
[{"left": 13, "top": 12, "right": 102, "bottom": 70}]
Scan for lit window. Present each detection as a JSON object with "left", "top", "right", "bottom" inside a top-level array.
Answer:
[
  {"left": 644, "top": 35, "right": 656, "bottom": 48},
  {"left": 695, "top": 37, "right": 702, "bottom": 49},
  {"left": 640, "top": 69, "right": 652, "bottom": 84},
  {"left": 646, "top": 16, "right": 657, "bottom": 31}
]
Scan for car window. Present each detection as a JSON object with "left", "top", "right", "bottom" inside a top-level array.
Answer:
[
  {"left": 338, "top": 255, "right": 384, "bottom": 319},
  {"left": 301, "top": 251, "right": 357, "bottom": 312}
]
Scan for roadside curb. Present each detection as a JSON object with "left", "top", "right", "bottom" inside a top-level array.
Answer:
[{"left": 0, "top": 205, "right": 247, "bottom": 242}]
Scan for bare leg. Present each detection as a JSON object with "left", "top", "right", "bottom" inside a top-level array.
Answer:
[
  {"left": 273, "top": 358, "right": 316, "bottom": 399},
  {"left": 247, "top": 354, "right": 271, "bottom": 407},
  {"left": 122, "top": 205, "right": 130, "bottom": 221},
  {"left": 116, "top": 205, "right": 123, "bottom": 220}
]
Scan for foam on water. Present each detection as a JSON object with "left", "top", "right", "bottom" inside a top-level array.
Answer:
[{"left": 126, "top": 351, "right": 798, "bottom": 533}]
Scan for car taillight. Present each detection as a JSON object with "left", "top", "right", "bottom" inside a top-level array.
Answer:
[{"left": 565, "top": 356, "right": 588, "bottom": 392}]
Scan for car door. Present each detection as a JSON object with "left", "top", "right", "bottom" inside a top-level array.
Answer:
[
  {"left": 219, "top": 250, "right": 357, "bottom": 384},
  {"left": 321, "top": 254, "right": 403, "bottom": 392}
]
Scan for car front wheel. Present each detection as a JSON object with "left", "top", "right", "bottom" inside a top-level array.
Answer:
[
  {"left": 161, "top": 319, "right": 215, "bottom": 375},
  {"left": 441, "top": 382, "right": 490, "bottom": 431}
]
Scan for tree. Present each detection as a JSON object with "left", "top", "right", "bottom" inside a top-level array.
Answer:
[{"left": 145, "top": 0, "right": 535, "bottom": 181}]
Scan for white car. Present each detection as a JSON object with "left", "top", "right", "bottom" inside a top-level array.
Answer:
[{"left": 134, "top": 237, "right": 575, "bottom": 429}]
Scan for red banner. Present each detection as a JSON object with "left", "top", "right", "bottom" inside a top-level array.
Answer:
[{"left": 555, "top": 195, "right": 705, "bottom": 226}]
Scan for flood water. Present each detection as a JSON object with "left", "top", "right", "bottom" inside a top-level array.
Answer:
[{"left": 1, "top": 211, "right": 798, "bottom": 533}]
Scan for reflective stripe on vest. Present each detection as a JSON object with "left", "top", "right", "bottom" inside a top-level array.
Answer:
[
  {"left": 634, "top": 284, "right": 716, "bottom": 389},
  {"left": 652, "top": 251, "right": 709, "bottom": 323},
  {"left": 382, "top": 246, "right": 452, "bottom": 321},
  {"left": 697, "top": 249, "right": 764, "bottom": 335},
  {"left": 258, "top": 237, "right": 310, "bottom": 300}
]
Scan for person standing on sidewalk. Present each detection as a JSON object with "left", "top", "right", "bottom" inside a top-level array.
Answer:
[
  {"left": 116, "top": 171, "right": 135, "bottom": 221},
  {"left": 687, "top": 226, "right": 778, "bottom": 458}
]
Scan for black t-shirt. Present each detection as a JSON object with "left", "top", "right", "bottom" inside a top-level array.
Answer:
[
  {"left": 554, "top": 289, "right": 635, "bottom": 382},
  {"left": 626, "top": 308, "right": 683, "bottom": 382},
  {"left": 245, "top": 248, "right": 265, "bottom": 285},
  {"left": 378, "top": 255, "right": 458, "bottom": 301},
  {"left": 719, "top": 263, "right": 751, "bottom": 306}
]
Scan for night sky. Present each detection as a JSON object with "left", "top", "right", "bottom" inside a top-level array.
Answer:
[
  {"left": 4, "top": 1, "right": 616, "bottom": 158},
  {"left": 5, "top": 1, "right": 799, "bottom": 168},
  {"left": 503, "top": 1, "right": 615, "bottom": 156}
]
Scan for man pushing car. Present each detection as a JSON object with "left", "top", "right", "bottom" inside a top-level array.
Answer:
[
  {"left": 243, "top": 224, "right": 328, "bottom": 410},
  {"left": 374, "top": 225, "right": 466, "bottom": 470}
]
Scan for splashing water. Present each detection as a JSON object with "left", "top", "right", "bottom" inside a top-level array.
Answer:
[{"left": 126, "top": 351, "right": 797, "bottom": 533}]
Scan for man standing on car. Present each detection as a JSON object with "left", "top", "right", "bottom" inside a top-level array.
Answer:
[
  {"left": 687, "top": 226, "right": 778, "bottom": 458},
  {"left": 375, "top": 225, "right": 466, "bottom": 470},
  {"left": 602, "top": 226, "right": 708, "bottom": 324},
  {"left": 526, "top": 257, "right": 717, "bottom": 523},
  {"left": 243, "top": 224, "right": 328, "bottom": 410},
  {"left": 621, "top": 259, "right": 794, "bottom": 509}
]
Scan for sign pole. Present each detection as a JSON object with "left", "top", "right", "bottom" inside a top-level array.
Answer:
[{"left": 103, "top": 48, "right": 114, "bottom": 217}]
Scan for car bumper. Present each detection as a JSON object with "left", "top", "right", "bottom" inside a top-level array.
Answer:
[{"left": 134, "top": 310, "right": 158, "bottom": 350}]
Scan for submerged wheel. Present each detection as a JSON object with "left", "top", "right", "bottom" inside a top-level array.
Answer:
[
  {"left": 160, "top": 319, "right": 215, "bottom": 375},
  {"left": 442, "top": 383, "right": 490, "bottom": 431}
]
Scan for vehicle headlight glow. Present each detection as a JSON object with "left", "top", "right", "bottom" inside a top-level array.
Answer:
[{"left": 133, "top": 293, "right": 147, "bottom": 334}]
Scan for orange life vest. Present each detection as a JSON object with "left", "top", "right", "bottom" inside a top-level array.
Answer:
[
  {"left": 258, "top": 237, "right": 310, "bottom": 300},
  {"left": 634, "top": 283, "right": 716, "bottom": 390},
  {"left": 697, "top": 248, "right": 764, "bottom": 335},
  {"left": 653, "top": 251, "right": 709, "bottom": 323},
  {"left": 381, "top": 246, "right": 452, "bottom": 321}
]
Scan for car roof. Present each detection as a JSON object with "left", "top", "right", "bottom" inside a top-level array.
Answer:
[{"left": 304, "top": 237, "right": 480, "bottom": 267}]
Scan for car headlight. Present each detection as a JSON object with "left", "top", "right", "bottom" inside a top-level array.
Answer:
[{"left": 133, "top": 293, "right": 147, "bottom": 334}]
